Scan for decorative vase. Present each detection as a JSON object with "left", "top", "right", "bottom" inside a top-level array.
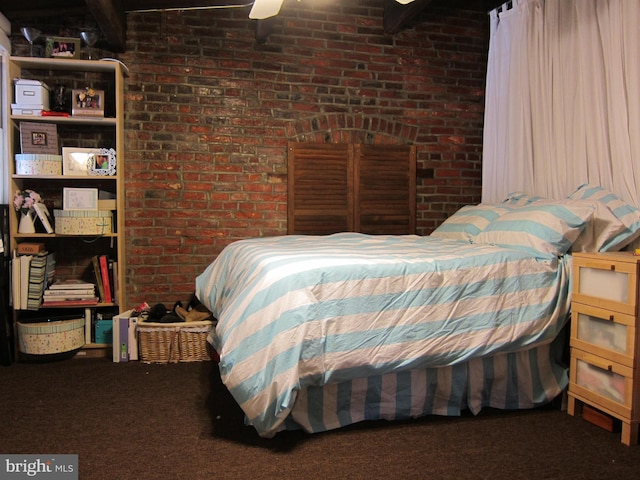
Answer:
[{"left": 18, "top": 211, "right": 36, "bottom": 234}]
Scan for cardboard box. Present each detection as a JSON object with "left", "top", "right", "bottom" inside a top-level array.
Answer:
[
  {"left": 14, "top": 79, "right": 50, "bottom": 109},
  {"left": 17, "top": 242, "right": 46, "bottom": 254}
]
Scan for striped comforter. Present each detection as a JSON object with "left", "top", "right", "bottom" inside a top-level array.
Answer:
[{"left": 195, "top": 233, "right": 572, "bottom": 437}]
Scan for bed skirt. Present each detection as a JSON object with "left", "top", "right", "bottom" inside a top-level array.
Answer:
[{"left": 283, "top": 334, "right": 568, "bottom": 434}]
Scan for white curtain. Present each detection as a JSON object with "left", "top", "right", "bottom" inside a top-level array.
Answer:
[{"left": 482, "top": 0, "right": 640, "bottom": 207}]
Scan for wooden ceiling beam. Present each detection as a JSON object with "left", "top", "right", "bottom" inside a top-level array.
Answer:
[
  {"left": 383, "top": 0, "right": 433, "bottom": 35},
  {"left": 85, "top": 0, "right": 127, "bottom": 53}
]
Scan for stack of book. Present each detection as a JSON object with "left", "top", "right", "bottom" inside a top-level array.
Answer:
[
  {"left": 41, "top": 280, "right": 98, "bottom": 307},
  {"left": 11, "top": 246, "right": 56, "bottom": 311}
]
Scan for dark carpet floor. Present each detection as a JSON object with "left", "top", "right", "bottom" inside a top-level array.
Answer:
[{"left": 1, "top": 358, "right": 640, "bottom": 480}]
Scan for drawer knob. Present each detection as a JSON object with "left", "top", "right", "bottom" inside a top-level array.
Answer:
[
  {"left": 607, "top": 365, "right": 613, "bottom": 372},
  {"left": 608, "top": 314, "right": 615, "bottom": 321},
  {"left": 609, "top": 264, "right": 616, "bottom": 271}
]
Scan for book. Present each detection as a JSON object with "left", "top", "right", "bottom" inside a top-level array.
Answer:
[
  {"left": 43, "top": 290, "right": 98, "bottom": 300},
  {"left": 119, "top": 316, "right": 129, "bottom": 362},
  {"left": 128, "top": 316, "right": 138, "bottom": 361},
  {"left": 99, "top": 255, "right": 112, "bottom": 303},
  {"left": 33, "top": 203, "right": 54, "bottom": 234},
  {"left": 44, "top": 288, "right": 96, "bottom": 296},
  {"left": 20, "top": 254, "right": 32, "bottom": 310},
  {"left": 44, "top": 252, "right": 56, "bottom": 292},
  {"left": 11, "top": 251, "right": 21, "bottom": 309},
  {"left": 27, "top": 252, "right": 48, "bottom": 310},
  {"left": 112, "top": 309, "right": 135, "bottom": 362},
  {"left": 49, "top": 279, "right": 94, "bottom": 290},
  {"left": 112, "top": 261, "right": 119, "bottom": 305},
  {"left": 41, "top": 298, "right": 98, "bottom": 307},
  {"left": 92, "top": 256, "right": 105, "bottom": 302}
]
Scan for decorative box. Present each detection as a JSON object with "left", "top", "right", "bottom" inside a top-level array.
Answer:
[
  {"left": 15, "top": 153, "right": 63, "bottom": 175},
  {"left": 17, "top": 317, "right": 85, "bottom": 356},
  {"left": 14, "top": 79, "right": 50, "bottom": 109},
  {"left": 53, "top": 209, "right": 113, "bottom": 235}
]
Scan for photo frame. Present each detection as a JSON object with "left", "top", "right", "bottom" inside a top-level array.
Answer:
[
  {"left": 72, "top": 88, "right": 105, "bottom": 117},
  {"left": 20, "top": 122, "right": 59, "bottom": 155},
  {"left": 89, "top": 148, "right": 117, "bottom": 176},
  {"left": 62, "top": 147, "right": 100, "bottom": 176},
  {"left": 45, "top": 36, "right": 81, "bottom": 59},
  {"left": 63, "top": 187, "right": 98, "bottom": 211}
]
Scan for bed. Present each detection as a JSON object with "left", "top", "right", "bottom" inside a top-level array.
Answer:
[{"left": 195, "top": 184, "right": 640, "bottom": 438}]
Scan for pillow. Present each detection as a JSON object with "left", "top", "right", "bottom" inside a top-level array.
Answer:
[
  {"left": 502, "top": 191, "right": 546, "bottom": 206},
  {"left": 568, "top": 184, "right": 640, "bottom": 251},
  {"left": 430, "top": 204, "right": 512, "bottom": 242},
  {"left": 474, "top": 203, "right": 594, "bottom": 256}
]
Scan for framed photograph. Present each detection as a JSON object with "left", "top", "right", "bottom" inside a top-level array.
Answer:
[
  {"left": 72, "top": 88, "right": 105, "bottom": 117},
  {"left": 20, "top": 122, "right": 59, "bottom": 155},
  {"left": 62, "top": 147, "right": 100, "bottom": 176},
  {"left": 45, "top": 36, "right": 81, "bottom": 59},
  {"left": 89, "top": 148, "right": 117, "bottom": 176},
  {"left": 63, "top": 187, "right": 98, "bottom": 211}
]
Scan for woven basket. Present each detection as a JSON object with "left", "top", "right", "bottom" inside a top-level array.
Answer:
[{"left": 137, "top": 320, "right": 213, "bottom": 363}]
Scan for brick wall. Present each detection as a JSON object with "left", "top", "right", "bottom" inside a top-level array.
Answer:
[{"left": 12, "top": 0, "right": 490, "bottom": 306}]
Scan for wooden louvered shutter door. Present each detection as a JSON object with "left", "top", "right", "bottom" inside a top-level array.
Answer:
[
  {"left": 288, "top": 143, "right": 355, "bottom": 234},
  {"left": 355, "top": 144, "right": 416, "bottom": 235}
]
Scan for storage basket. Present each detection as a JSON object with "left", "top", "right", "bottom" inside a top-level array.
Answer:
[{"left": 137, "top": 320, "right": 213, "bottom": 363}]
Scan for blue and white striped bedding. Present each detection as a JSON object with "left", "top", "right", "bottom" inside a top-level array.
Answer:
[{"left": 195, "top": 233, "right": 572, "bottom": 437}]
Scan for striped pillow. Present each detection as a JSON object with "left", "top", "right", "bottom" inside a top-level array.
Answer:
[
  {"left": 568, "top": 184, "right": 640, "bottom": 251},
  {"left": 474, "top": 203, "right": 594, "bottom": 256},
  {"left": 502, "top": 191, "right": 546, "bottom": 206},
  {"left": 430, "top": 204, "right": 512, "bottom": 242}
]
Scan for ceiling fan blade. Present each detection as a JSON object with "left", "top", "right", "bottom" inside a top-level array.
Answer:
[{"left": 249, "top": 0, "right": 285, "bottom": 19}]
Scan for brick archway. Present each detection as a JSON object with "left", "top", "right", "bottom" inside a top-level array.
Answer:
[{"left": 286, "top": 114, "right": 420, "bottom": 145}]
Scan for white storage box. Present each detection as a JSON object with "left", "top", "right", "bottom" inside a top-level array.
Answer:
[
  {"left": 54, "top": 209, "right": 113, "bottom": 235},
  {"left": 11, "top": 104, "right": 45, "bottom": 116},
  {"left": 17, "top": 317, "right": 85, "bottom": 355},
  {"left": 15, "top": 153, "right": 63, "bottom": 175},
  {"left": 14, "top": 79, "right": 50, "bottom": 109}
]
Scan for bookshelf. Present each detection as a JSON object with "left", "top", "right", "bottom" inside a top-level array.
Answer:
[{"left": 2, "top": 56, "right": 126, "bottom": 360}]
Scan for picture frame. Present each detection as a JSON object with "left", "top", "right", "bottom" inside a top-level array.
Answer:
[
  {"left": 62, "top": 147, "right": 100, "bottom": 176},
  {"left": 72, "top": 88, "right": 105, "bottom": 117},
  {"left": 63, "top": 187, "right": 98, "bottom": 211},
  {"left": 45, "top": 36, "right": 81, "bottom": 59},
  {"left": 20, "top": 122, "right": 59, "bottom": 155},
  {"left": 89, "top": 148, "right": 117, "bottom": 176}
]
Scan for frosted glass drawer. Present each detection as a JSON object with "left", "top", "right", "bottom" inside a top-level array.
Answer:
[
  {"left": 571, "top": 303, "right": 637, "bottom": 368},
  {"left": 572, "top": 253, "right": 639, "bottom": 316},
  {"left": 569, "top": 349, "right": 633, "bottom": 418}
]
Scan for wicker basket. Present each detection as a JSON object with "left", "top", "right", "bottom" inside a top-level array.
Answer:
[{"left": 137, "top": 320, "right": 213, "bottom": 363}]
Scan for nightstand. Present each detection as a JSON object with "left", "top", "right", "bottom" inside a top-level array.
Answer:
[{"left": 568, "top": 251, "right": 640, "bottom": 446}]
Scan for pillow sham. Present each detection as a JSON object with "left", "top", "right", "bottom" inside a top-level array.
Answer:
[
  {"left": 430, "top": 204, "right": 512, "bottom": 242},
  {"left": 474, "top": 202, "right": 594, "bottom": 256},
  {"left": 501, "top": 191, "right": 546, "bottom": 206},
  {"left": 568, "top": 184, "right": 640, "bottom": 251}
]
